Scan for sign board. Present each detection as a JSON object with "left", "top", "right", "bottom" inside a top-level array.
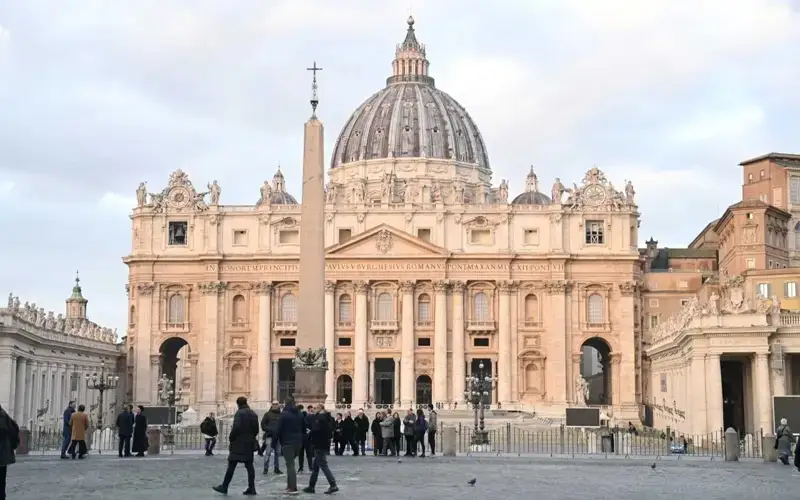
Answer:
[
  {"left": 565, "top": 407, "right": 600, "bottom": 427},
  {"left": 141, "top": 406, "right": 177, "bottom": 426},
  {"left": 773, "top": 396, "right": 800, "bottom": 433}
]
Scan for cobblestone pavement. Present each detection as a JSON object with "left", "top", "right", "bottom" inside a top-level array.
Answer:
[{"left": 8, "top": 453, "right": 799, "bottom": 499}]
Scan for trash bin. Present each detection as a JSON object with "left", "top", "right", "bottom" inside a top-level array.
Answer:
[{"left": 601, "top": 435, "right": 613, "bottom": 453}]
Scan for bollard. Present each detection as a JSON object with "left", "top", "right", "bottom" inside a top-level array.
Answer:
[
  {"left": 146, "top": 427, "right": 162, "bottom": 455},
  {"left": 442, "top": 426, "right": 457, "bottom": 456},
  {"left": 724, "top": 428, "right": 739, "bottom": 462},
  {"left": 762, "top": 434, "right": 777, "bottom": 462},
  {"left": 16, "top": 427, "right": 31, "bottom": 455}
]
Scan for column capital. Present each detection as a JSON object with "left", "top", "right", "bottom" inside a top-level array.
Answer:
[
  {"left": 432, "top": 280, "right": 449, "bottom": 293},
  {"left": 609, "top": 353, "right": 622, "bottom": 365},
  {"left": 393, "top": 357, "right": 400, "bottom": 363},
  {"left": 252, "top": 281, "right": 274, "bottom": 295},
  {"left": 497, "top": 280, "right": 518, "bottom": 294},
  {"left": 136, "top": 282, "right": 156, "bottom": 296},
  {"left": 149, "top": 354, "right": 162, "bottom": 366},
  {"left": 755, "top": 351, "right": 770, "bottom": 360},
  {"left": 450, "top": 280, "right": 466, "bottom": 293},
  {"left": 353, "top": 280, "right": 369, "bottom": 294},
  {"left": 571, "top": 353, "right": 583, "bottom": 364},
  {"left": 199, "top": 281, "right": 228, "bottom": 295},
  {"left": 544, "top": 280, "right": 570, "bottom": 294},
  {"left": 324, "top": 281, "right": 337, "bottom": 294},
  {"left": 707, "top": 352, "right": 721, "bottom": 360},
  {"left": 398, "top": 280, "right": 415, "bottom": 293}
]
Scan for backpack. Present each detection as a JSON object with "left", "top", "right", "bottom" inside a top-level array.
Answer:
[{"left": 200, "top": 419, "right": 211, "bottom": 435}]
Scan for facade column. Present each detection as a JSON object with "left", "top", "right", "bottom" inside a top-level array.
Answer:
[
  {"left": 8, "top": 355, "right": 17, "bottom": 418},
  {"left": 393, "top": 357, "right": 400, "bottom": 405},
  {"left": 705, "top": 353, "right": 724, "bottom": 434},
  {"left": 0, "top": 354, "right": 13, "bottom": 416},
  {"left": 451, "top": 282, "right": 466, "bottom": 404},
  {"left": 201, "top": 284, "right": 222, "bottom": 406},
  {"left": 754, "top": 352, "right": 773, "bottom": 432},
  {"left": 491, "top": 360, "right": 498, "bottom": 406},
  {"left": 399, "top": 281, "right": 415, "bottom": 406},
  {"left": 256, "top": 282, "right": 273, "bottom": 407},
  {"left": 41, "top": 363, "right": 52, "bottom": 418},
  {"left": 22, "top": 361, "right": 32, "bottom": 425},
  {"left": 324, "top": 281, "right": 336, "bottom": 406},
  {"left": 433, "top": 281, "right": 449, "bottom": 403},
  {"left": 271, "top": 360, "right": 279, "bottom": 402},
  {"left": 56, "top": 364, "right": 65, "bottom": 414},
  {"left": 14, "top": 357, "right": 26, "bottom": 422},
  {"left": 544, "top": 281, "right": 569, "bottom": 404},
  {"left": 498, "top": 282, "right": 512, "bottom": 405},
  {"left": 509, "top": 283, "right": 519, "bottom": 403},
  {"left": 610, "top": 353, "right": 622, "bottom": 407},
  {"left": 353, "top": 281, "right": 369, "bottom": 407},
  {"left": 134, "top": 283, "right": 155, "bottom": 405},
  {"left": 368, "top": 358, "right": 375, "bottom": 404},
  {"left": 150, "top": 356, "right": 161, "bottom": 404}
]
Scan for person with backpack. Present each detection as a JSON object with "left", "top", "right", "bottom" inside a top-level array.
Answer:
[
  {"left": 0, "top": 404, "right": 20, "bottom": 500},
  {"left": 414, "top": 408, "right": 428, "bottom": 457},
  {"left": 201, "top": 412, "right": 219, "bottom": 456}
]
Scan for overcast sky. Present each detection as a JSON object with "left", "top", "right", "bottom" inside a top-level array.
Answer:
[{"left": 0, "top": 0, "right": 798, "bottom": 333}]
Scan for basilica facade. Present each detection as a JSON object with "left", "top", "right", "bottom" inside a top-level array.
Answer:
[{"left": 124, "top": 17, "right": 642, "bottom": 420}]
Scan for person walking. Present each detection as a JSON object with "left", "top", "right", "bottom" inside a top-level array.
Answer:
[
  {"left": 201, "top": 412, "right": 219, "bottom": 456},
  {"left": 303, "top": 404, "right": 338, "bottom": 495},
  {"left": 275, "top": 397, "right": 304, "bottom": 494},
  {"left": 259, "top": 401, "right": 283, "bottom": 475},
  {"left": 776, "top": 418, "right": 795, "bottom": 465},
  {"left": 115, "top": 405, "right": 134, "bottom": 457},
  {"left": 131, "top": 405, "right": 148, "bottom": 457},
  {"left": 379, "top": 411, "right": 396, "bottom": 456},
  {"left": 427, "top": 404, "right": 438, "bottom": 456},
  {"left": 59, "top": 401, "right": 75, "bottom": 459},
  {"left": 0, "top": 404, "right": 20, "bottom": 500},
  {"left": 67, "top": 404, "right": 90, "bottom": 459},
  {"left": 212, "top": 397, "right": 260, "bottom": 496}
]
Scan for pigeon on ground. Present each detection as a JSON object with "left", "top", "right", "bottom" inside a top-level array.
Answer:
[
  {"left": 650, "top": 463, "right": 656, "bottom": 470},
  {"left": 467, "top": 478, "right": 477, "bottom": 486}
]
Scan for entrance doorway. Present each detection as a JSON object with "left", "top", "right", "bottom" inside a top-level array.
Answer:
[
  {"left": 470, "top": 359, "right": 493, "bottom": 404},
  {"left": 277, "top": 359, "right": 295, "bottom": 404},
  {"left": 159, "top": 337, "right": 190, "bottom": 401},
  {"left": 416, "top": 375, "right": 432, "bottom": 406},
  {"left": 580, "top": 337, "right": 612, "bottom": 405},
  {"left": 721, "top": 358, "right": 746, "bottom": 433},
  {"left": 374, "top": 358, "right": 395, "bottom": 406},
  {"left": 336, "top": 375, "right": 352, "bottom": 405}
]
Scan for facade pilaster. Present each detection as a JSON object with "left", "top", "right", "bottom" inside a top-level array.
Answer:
[
  {"left": 255, "top": 281, "right": 274, "bottom": 407},
  {"left": 491, "top": 360, "right": 498, "bottom": 406},
  {"left": 41, "top": 363, "right": 52, "bottom": 418},
  {"left": 200, "top": 282, "right": 224, "bottom": 406},
  {"left": 399, "top": 280, "right": 415, "bottom": 406},
  {"left": 393, "top": 357, "right": 401, "bottom": 405},
  {"left": 8, "top": 355, "right": 17, "bottom": 418},
  {"left": 498, "top": 282, "right": 512, "bottom": 405},
  {"left": 353, "top": 281, "right": 368, "bottom": 407},
  {"left": 187, "top": 353, "right": 199, "bottom": 405},
  {"left": 134, "top": 282, "right": 155, "bottom": 404},
  {"left": 509, "top": 283, "right": 519, "bottom": 403},
  {"left": 705, "top": 353, "right": 723, "bottom": 433},
  {"left": 0, "top": 354, "right": 13, "bottom": 416},
  {"left": 544, "top": 280, "right": 568, "bottom": 403},
  {"left": 433, "top": 281, "right": 449, "bottom": 403},
  {"left": 616, "top": 283, "right": 637, "bottom": 406},
  {"left": 754, "top": 352, "right": 773, "bottom": 432},
  {"left": 22, "top": 361, "right": 32, "bottom": 425},
  {"left": 14, "top": 357, "right": 26, "bottom": 422},
  {"left": 324, "top": 281, "right": 336, "bottom": 406},
  {"left": 610, "top": 353, "right": 622, "bottom": 407},
  {"left": 56, "top": 364, "right": 65, "bottom": 413},
  {"left": 450, "top": 281, "right": 466, "bottom": 404},
  {"left": 28, "top": 362, "right": 39, "bottom": 425},
  {"left": 368, "top": 358, "right": 375, "bottom": 403}
]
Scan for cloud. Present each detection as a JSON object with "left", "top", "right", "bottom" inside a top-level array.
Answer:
[
  {"left": 98, "top": 191, "right": 135, "bottom": 213},
  {"left": 668, "top": 105, "right": 766, "bottom": 144},
  {"left": 0, "top": 180, "right": 14, "bottom": 198}
]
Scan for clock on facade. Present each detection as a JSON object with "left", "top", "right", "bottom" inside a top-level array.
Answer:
[{"left": 583, "top": 184, "right": 606, "bottom": 206}]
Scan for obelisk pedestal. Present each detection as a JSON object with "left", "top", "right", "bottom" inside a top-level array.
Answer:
[{"left": 293, "top": 96, "right": 328, "bottom": 406}]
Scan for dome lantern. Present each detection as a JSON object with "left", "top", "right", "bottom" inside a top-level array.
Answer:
[
  {"left": 512, "top": 166, "right": 552, "bottom": 205},
  {"left": 388, "top": 15, "right": 433, "bottom": 86}
]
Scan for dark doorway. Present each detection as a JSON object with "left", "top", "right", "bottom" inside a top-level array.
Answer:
[
  {"left": 374, "top": 358, "right": 395, "bottom": 406},
  {"left": 336, "top": 375, "right": 352, "bottom": 405},
  {"left": 416, "top": 375, "right": 432, "bottom": 405},
  {"left": 277, "top": 358, "right": 295, "bottom": 404},
  {"left": 470, "top": 359, "right": 493, "bottom": 404},
  {"left": 580, "top": 337, "right": 612, "bottom": 405},
  {"left": 159, "top": 337, "right": 189, "bottom": 390},
  {"left": 721, "top": 358, "right": 746, "bottom": 433}
]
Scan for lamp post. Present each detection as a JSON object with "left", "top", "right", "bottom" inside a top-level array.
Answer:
[
  {"left": 157, "top": 374, "right": 182, "bottom": 454},
  {"left": 464, "top": 361, "right": 496, "bottom": 449},
  {"left": 86, "top": 360, "right": 119, "bottom": 454}
]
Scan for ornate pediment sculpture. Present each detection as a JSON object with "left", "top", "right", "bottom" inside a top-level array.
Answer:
[
  {"left": 721, "top": 275, "right": 750, "bottom": 314},
  {"left": 563, "top": 166, "right": 634, "bottom": 212},
  {"left": 138, "top": 169, "right": 210, "bottom": 214}
]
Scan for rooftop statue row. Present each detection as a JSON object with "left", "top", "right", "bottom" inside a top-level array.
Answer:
[
  {"left": 4, "top": 294, "right": 117, "bottom": 344},
  {"left": 133, "top": 166, "right": 637, "bottom": 213}
]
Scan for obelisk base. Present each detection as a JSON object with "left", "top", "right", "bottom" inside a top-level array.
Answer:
[{"left": 294, "top": 368, "right": 328, "bottom": 406}]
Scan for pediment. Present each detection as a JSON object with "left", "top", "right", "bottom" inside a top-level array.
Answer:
[{"left": 326, "top": 224, "right": 449, "bottom": 258}]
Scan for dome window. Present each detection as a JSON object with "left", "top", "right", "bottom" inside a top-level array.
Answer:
[
  {"left": 404, "top": 126, "right": 411, "bottom": 132},
  {"left": 432, "top": 127, "right": 439, "bottom": 133},
  {"left": 377, "top": 128, "right": 384, "bottom": 134}
]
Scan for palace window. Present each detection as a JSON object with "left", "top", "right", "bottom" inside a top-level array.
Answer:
[
  {"left": 279, "top": 229, "right": 299, "bottom": 245},
  {"left": 280, "top": 293, "right": 298, "bottom": 322},
  {"left": 792, "top": 177, "right": 800, "bottom": 204},
  {"left": 746, "top": 258, "right": 756, "bottom": 269},
  {"left": 523, "top": 294, "right": 538, "bottom": 325},
  {"left": 167, "top": 294, "right": 185, "bottom": 324},
  {"left": 168, "top": 221, "right": 188, "bottom": 246},
  {"left": 660, "top": 373, "right": 667, "bottom": 393},
  {"left": 473, "top": 337, "right": 490, "bottom": 347},
  {"left": 785, "top": 282, "right": 797, "bottom": 299},
  {"left": 280, "top": 338, "right": 296, "bottom": 347},
  {"left": 338, "top": 228, "right": 352, "bottom": 243},
  {"left": 472, "top": 292, "right": 490, "bottom": 321},
  {"left": 337, "top": 337, "right": 352, "bottom": 347},
  {"left": 417, "top": 337, "right": 431, "bottom": 347},
  {"left": 586, "top": 293, "right": 604, "bottom": 325},
  {"left": 417, "top": 228, "right": 431, "bottom": 242},
  {"left": 232, "top": 294, "right": 246, "bottom": 326},
  {"left": 585, "top": 221, "right": 604, "bottom": 245},
  {"left": 338, "top": 294, "right": 352, "bottom": 324},
  {"left": 417, "top": 294, "right": 431, "bottom": 323},
  {"left": 523, "top": 229, "right": 539, "bottom": 246},
  {"left": 757, "top": 283, "right": 771, "bottom": 298},
  {"left": 649, "top": 315, "right": 659, "bottom": 329},
  {"left": 233, "top": 230, "right": 247, "bottom": 246},
  {"left": 794, "top": 223, "right": 800, "bottom": 250},
  {"left": 376, "top": 293, "right": 393, "bottom": 321},
  {"left": 129, "top": 305, "right": 136, "bottom": 326}
]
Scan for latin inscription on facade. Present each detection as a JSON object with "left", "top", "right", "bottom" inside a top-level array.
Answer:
[{"left": 205, "top": 262, "right": 564, "bottom": 273}]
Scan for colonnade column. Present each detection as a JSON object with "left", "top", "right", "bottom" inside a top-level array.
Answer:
[
  {"left": 497, "top": 282, "right": 512, "bottom": 405},
  {"left": 705, "top": 353, "right": 724, "bottom": 434},
  {"left": 368, "top": 358, "right": 375, "bottom": 404},
  {"left": 451, "top": 282, "right": 466, "bottom": 404},
  {"left": 353, "top": 281, "right": 369, "bottom": 407},
  {"left": 0, "top": 354, "right": 13, "bottom": 416},
  {"left": 27, "top": 362, "right": 39, "bottom": 425},
  {"left": 324, "top": 282, "right": 336, "bottom": 406},
  {"left": 150, "top": 356, "right": 161, "bottom": 404},
  {"left": 754, "top": 352, "right": 773, "bottom": 432},
  {"left": 188, "top": 354, "right": 199, "bottom": 405},
  {"left": 491, "top": 360, "right": 498, "bottom": 406},
  {"left": 399, "top": 281, "right": 415, "bottom": 406},
  {"left": 14, "top": 357, "right": 26, "bottom": 422},
  {"left": 42, "top": 363, "right": 52, "bottom": 418},
  {"left": 393, "top": 357, "right": 401, "bottom": 405},
  {"left": 22, "top": 361, "right": 32, "bottom": 425},
  {"left": 256, "top": 282, "right": 273, "bottom": 407},
  {"left": 433, "top": 281, "right": 449, "bottom": 403},
  {"left": 56, "top": 364, "right": 66, "bottom": 414},
  {"left": 8, "top": 355, "right": 17, "bottom": 418},
  {"left": 771, "top": 350, "right": 787, "bottom": 397}
]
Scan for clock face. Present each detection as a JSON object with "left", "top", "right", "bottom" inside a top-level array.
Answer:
[
  {"left": 170, "top": 187, "right": 190, "bottom": 208},
  {"left": 583, "top": 184, "right": 606, "bottom": 206}
]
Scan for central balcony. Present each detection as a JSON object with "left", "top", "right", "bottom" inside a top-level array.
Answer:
[
  {"left": 272, "top": 321, "right": 298, "bottom": 334},
  {"left": 467, "top": 320, "right": 496, "bottom": 334},
  {"left": 370, "top": 320, "right": 399, "bottom": 333}
]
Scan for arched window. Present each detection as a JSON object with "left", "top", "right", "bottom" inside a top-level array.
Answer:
[
  {"left": 230, "top": 363, "right": 246, "bottom": 391},
  {"left": 417, "top": 293, "right": 431, "bottom": 323},
  {"left": 232, "top": 294, "right": 246, "bottom": 325},
  {"left": 524, "top": 294, "right": 538, "bottom": 324},
  {"left": 281, "top": 293, "right": 298, "bottom": 322},
  {"left": 129, "top": 305, "right": 136, "bottom": 326},
  {"left": 473, "top": 292, "right": 490, "bottom": 321},
  {"left": 794, "top": 222, "right": 800, "bottom": 250},
  {"left": 338, "top": 294, "right": 352, "bottom": 324},
  {"left": 587, "top": 293, "right": 604, "bottom": 325},
  {"left": 376, "top": 292, "right": 393, "bottom": 321},
  {"left": 168, "top": 294, "right": 185, "bottom": 324}
]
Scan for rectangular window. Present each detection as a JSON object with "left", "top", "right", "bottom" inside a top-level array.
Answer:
[
  {"left": 660, "top": 373, "right": 667, "bottom": 393},
  {"left": 757, "top": 282, "right": 771, "bottom": 297},
  {"left": 648, "top": 299, "right": 659, "bottom": 308},
  {"left": 785, "top": 282, "right": 797, "bottom": 298},
  {"left": 338, "top": 228, "right": 352, "bottom": 243},
  {"left": 791, "top": 177, "right": 800, "bottom": 204},
  {"left": 769, "top": 260, "right": 773, "bottom": 269},
  {"left": 233, "top": 230, "right": 247, "bottom": 246},
  {"left": 417, "top": 228, "right": 431, "bottom": 242},
  {"left": 337, "top": 337, "right": 352, "bottom": 347},
  {"left": 523, "top": 229, "right": 540, "bottom": 246},
  {"left": 746, "top": 258, "right": 756, "bottom": 269},
  {"left": 168, "top": 221, "right": 188, "bottom": 246},
  {"left": 473, "top": 337, "right": 490, "bottom": 348},
  {"left": 417, "top": 337, "right": 432, "bottom": 347},
  {"left": 279, "top": 229, "right": 299, "bottom": 245},
  {"left": 279, "top": 338, "right": 296, "bottom": 347},
  {"left": 585, "top": 221, "right": 604, "bottom": 245},
  {"left": 649, "top": 315, "right": 659, "bottom": 328},
  {"left": 470, "top": 229, "right": 492, "bottom": 245}
]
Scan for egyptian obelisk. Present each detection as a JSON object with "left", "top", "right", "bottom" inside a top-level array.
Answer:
[{"left": 293, "top": 62, "right": 328, "bottom": 405}]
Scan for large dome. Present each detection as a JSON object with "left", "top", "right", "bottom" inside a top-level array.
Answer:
[{"left": 330, "top": 17, "right": 490, "bottom": 171}]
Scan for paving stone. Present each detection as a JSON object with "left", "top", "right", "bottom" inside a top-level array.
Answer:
[{"left": 7, "top": 453, "right": 799, "bottom": 499}]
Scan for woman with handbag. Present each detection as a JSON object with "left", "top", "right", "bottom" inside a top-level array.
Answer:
[{"left": 775, "top": 418, "right": 795, "bottom": 465}]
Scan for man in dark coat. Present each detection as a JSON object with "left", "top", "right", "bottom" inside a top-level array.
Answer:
[
  {"left": 341, "top": 412, "right": 358, "bottom": 456},
  {"left": 0, "top": 405, "right": 20, "bottom": 500},
  {"left": 259, "top": 400, "right": 283, "bottom": 475},
  {"left": 116, "top": 405, "right": 134, "bottom": 457},
  {"left": 59, "top": 401, "right": 75, "bottom": 459},
  {"left": 213, "top": 397, "right": 259, "bottom": 496},
  {"left": 200, "top": 412, "right": 219, "bottom": 456},
  {"left": 131, "top": 405, "right": 148, "bottom": 457},
  {"left": 303, "top": 403, "right": 338, "bottom": 495},
  {"left": 353, "top": 409, "right": 369, "bottom": 456},
  {"left": 299, "top": 405, "right": 315, "bottom": 473},
  {"left": 275, "top": 397, "right": 304, "bottom": 494}
]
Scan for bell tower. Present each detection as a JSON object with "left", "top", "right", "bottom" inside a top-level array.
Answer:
[{"left": 65, "top": 271, "right": 88, "bottom": 320}]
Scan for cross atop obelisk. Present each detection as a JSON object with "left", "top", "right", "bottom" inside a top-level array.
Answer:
[{"left": 307, "top": 61, "right": 323, "bottom": 117}]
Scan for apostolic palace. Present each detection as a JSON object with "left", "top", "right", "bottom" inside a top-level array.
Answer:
[{"left": 4, "top": 17, "right": 800, "bottom": 441}]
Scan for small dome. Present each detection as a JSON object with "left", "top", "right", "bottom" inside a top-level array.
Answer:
[
  {"left": 511, "top": 166, "right": 552, "bottom": 205},
  {"left": 270, "top": 167, "right": 298, "bottom": 205}
]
